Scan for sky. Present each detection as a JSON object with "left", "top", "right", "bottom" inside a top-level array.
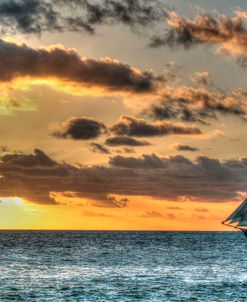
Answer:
[{"left": 1, "top": 0, "right": 247, "bottom": 230}]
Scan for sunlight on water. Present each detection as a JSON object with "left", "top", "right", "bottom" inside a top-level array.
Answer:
[{"left": 0, "top": 231, "right": 247, "bottom": 301}]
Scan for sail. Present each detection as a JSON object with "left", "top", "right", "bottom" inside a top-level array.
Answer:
[
  {"left": 238, "top": 218, "right": 247, "bottom": 227},
  {"left": 224, "top": 198, "right": 247, "bottom": 224},
  {"left": 237, "top": 209, "right": 247, "bottom": 227}
]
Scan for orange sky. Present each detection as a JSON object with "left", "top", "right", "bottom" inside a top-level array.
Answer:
[
  {"left": 1, "top": 0, "right": 247, "bottom": 230},
  {"left": 0, "top": 197, "right": 239, "bottom": 231}
]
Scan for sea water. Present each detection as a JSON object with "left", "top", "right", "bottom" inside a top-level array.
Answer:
[{"left": 0, "top": 231, "right": 247, "bottom": 301}]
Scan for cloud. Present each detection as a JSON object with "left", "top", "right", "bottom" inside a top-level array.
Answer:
[
  {"left": 236, "top": 10, "right": 247, "bottom": 19},
  {"left": 0, "top": 91, "right": 37, "bottom": 116},
  {"left": 173, "top": 144, "right": 200, "bottom": 152},
  {"left": 167, "top": 213, "right": 176, "bottom": 219},
  {"left": 109, "top": 153, "right": 169, "bottom": 169},
  {"left": 191, "top": 71, "right": 213, "bottom": 87},
  {"left": 0, "top": 148, "right": 130, "bottom": 206},
  {"left": 50, "top": 117, "right": 107, "bottom": 140},
  {"left": 0, "top": 39, "right": 162, "bottom": 94},
  {"left": 150, "top": 10, "right": 247, "bottom": 65},
  {"left": 115, "top": 147, "right": 136, "bottom": 154},
  {"left": 2, "top": 148, "right": 247, "bottom": 203},
  {"left": 0, "top": 0, "right": 58, "bottom": 35},
  {"left": 145, "top": 86, "right": 247, "bottom": 123},
  {"left": 111, "top": 116, "right": 202, "bottom": 137},
  {"left": 107, "top": 153, "right": 247, "bottom": 201},
  {"left": 141, "top": 211, "right": 164, "bottom": 218},
  {"left": 0, "top": 146, "right": 9, "bottom": 153},
  {"left": 109, "top": 153, "right": 192, "bottom": 169},
  {"left": 106, "top": 195, "right": 129, "bottom": 208},
  {"left": 2, "top": 148, "right": 57, "bottom": 168},
  {"left": 139, "top": 210, "right": 175, "bottom": 219},
  {"left": 51, "top": 115, "right": 201, "bottom": 143},
  {"left": 0, "top": 0, "right": 167, "bottom": 35},
  {"left": 90, "top": 143, "right": 110, "bottom": 154},
  {"left": 105, "top": 136, "right": 150, "bottom": 146}
]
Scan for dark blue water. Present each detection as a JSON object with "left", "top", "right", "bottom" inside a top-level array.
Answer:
[{"left": 0, "top": 231, "right": 247, "bottom": 301}]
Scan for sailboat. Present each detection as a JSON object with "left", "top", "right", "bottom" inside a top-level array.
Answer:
[{"left": 222, "top": 198, "right": 247, "bottom": 237}]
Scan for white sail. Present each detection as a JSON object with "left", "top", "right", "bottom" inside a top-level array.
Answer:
[
  {"left": 224, "top": 198, "right": 247, "bottom": 225},
  {"left": 236, "top": 209, "right": 247, "bottom": 227}
]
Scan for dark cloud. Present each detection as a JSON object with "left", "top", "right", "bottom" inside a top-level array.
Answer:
[
  {"left": 107, "top": 195, "right": 129, "bottom": 208},
  {"left": 173, "top": 144, "right": 200, "bottom": 152},
  {"left": 51, "top": 115, "right": 201, "bottom": 143},
  {"left": 115, "top": 147, "right": 136, "bottom": 154},
  {"left": 0, "top": 0, "right": 167, "bottom": 35},
  {"left": 0, "top": 148, "right": 129, "bottom": 207},
  {"left": 2, "top": 148, "right": 57, "bottom": 168},
  {"left": 0, "top": 0, "right": 58, "bottom": 35},
  {"left": 110, "top": 153, "right": 166, "bottom": 169},
  {"left": 1, "top": 148, "right": 247, "bottom": 203},
  {"left": 150, "top": 11, "right": 247, "bottom": 65},
  {"left": 109, "top": 153, "right": 192, "bottom": 169},
  {"left": 50, "top": 117, "right": 107, "bottom": 140},
  {"left": 110, "top": 153, "right": 154, "bottom": 168},
  {"left": 105, "top": 136, "right": 150, "bottom": 146},
  {"left": 0, "top": 149, "right": 72, "bottom": 204},
  {"left": 107, "top": 153, "right": 247, "bottom": 201},
  {"left": 111, "top": 116, "right": 202, "bottom": 137},
  {"left": 145, "top": 87, "right": 247, "bottom": 123},
  {"left": 90, "top": 143, "right": 110, "bottom": 154},
  {"left": 0, "top": 39, "right": 162, "bottom": 93}
]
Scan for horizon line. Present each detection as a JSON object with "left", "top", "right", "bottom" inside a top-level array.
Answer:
[{"left": 0, "top": 229, "right": 235, "bottom": 232}]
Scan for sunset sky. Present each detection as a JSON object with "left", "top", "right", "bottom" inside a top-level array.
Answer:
[{"left": 1, "top": 0, "right": 247, "bottom": 230}]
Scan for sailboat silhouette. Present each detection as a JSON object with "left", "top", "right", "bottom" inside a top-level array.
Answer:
[{"left": 222, "top": 198, "right": 247, "bottom": 237}]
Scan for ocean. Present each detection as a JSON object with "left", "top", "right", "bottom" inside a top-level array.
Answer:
[{"left": 0, "top": 231, "right": 247, "bottom": 301}]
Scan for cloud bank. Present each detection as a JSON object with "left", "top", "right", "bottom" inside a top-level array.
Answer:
[{"left": 1, "top": 148, "right": 247, "bottom": 204}]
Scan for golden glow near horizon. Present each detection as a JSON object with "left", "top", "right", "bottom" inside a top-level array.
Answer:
[{"left": 0, "top": 196, "right": 238, "bottom": 231}]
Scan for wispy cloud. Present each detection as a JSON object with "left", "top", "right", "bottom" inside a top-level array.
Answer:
[
  {"left": 150, "top": 10, "right": 247, "bottom": 66},
  {"left": 172, "top": 144, "right": 200, "bottom": 152},
  {"left": 90, "top": 143, "right": 110, "bottom": 154},
  {"left": 0, "top": 0, "right": 168, "bottom": 35},
  {"left": 144, "top": 86, "right": 247, "bottom": 123},
  {"left": 105, "top": 136, "right": 150, "bottom": 146}
]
